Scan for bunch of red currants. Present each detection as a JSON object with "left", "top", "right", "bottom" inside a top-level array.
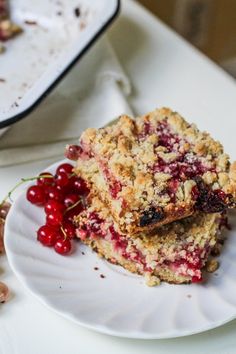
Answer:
[{"left": 26, "top": 163, "right": 89, "bottom": 255}]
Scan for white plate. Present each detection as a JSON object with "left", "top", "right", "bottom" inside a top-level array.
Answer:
[
  {"left": 0, "top": 0, "right": 119, "bottom": 128},
  {"left": 4, "top": 160, "right": 236, "bottom": 339}
]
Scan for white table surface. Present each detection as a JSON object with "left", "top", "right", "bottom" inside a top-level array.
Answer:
[{"left": 1, "top": 0, "right": 236, "bottom": 353}]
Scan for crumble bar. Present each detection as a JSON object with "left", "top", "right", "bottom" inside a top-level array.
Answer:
[
  {"left": 75, "top": 196, "right": 223, "bottom": 285},
  {"left": 67, "top": 108, "right": 236, "bottom": 235}
]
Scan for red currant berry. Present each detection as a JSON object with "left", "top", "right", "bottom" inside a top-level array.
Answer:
[
  {"left": 54, "top": 172, "right": 69, "bottom": 188},
  {"left": 55, "top": 184, "right": 68, "bottom": 195},
  {"left": 62, "top": 221, "right": 76, "bottom": 239},
  {"left": 69, "top": 176, "right": 89, "bottom": 195},
  {"left": 63, "top": 193, "right": 80, "bottom": 208},
  {"left": 44, "top": 200, "right": 65, "bottom": 215},
  {"left": 46, "top": 211, "right": 63, "bottom": 226},
  {"left": 56, "top": 163, "right": 73, "bottom": 175},
  {"left": 54, "top": 238, "right": 72, "bottom": 255},
  {"left": 45, "top": 186, "right": 63, "bottom": 202},
  {"left": 37, "top": 172, "right": 54, "bottom": 187},
  {"left": 65, "top": 145, "right": 83, "bottom": 161},
  {"left": 27, "top": 185, "right": 46, "bottom": 206},
  {"left": 37, "top": 225, "right": 59, "bottom": 246}
]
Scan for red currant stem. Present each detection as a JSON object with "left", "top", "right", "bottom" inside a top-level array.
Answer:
[
  {"left": 60, "top": 226, "right": 67, "bottom": 241},
  {"left": 64, "top": 198, "right": 82, "bottom": 214},
  {"left": 0, "top": 175, "right": 54, "bottom": 208}
]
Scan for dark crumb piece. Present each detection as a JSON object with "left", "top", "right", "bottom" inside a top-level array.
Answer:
[
  {"left": 59, "top": 286, "right": 62, "bottom": 289},
  {"left": 0, "top": 78, "right": 6, "bottom": 83},
  {"left": 100, "top": 274, "right": 106, "bottom": 279},
  {"left": 140, "top": 207, "right": 165, "bottom": 227},
  {"left": 187, "top": 294, "right": 192, "bottom": 298},
  {"left": 94, "top": 267, "right": 99, "bottom": 271},
  {"left": 211, "top": 243, "right": 222, "bottom": 256},
  {"left": 81, "top": 251, "right": 85, "bottom": 255},
  {"left": 74, "top": 7, "right": 81, "bottom": 17},
  {"left": 24, "top": 20, "right": 37, "bottom": 25},
  {"left": 57, "top": 11, "right": 62, "bottom": 16},
  {"left": 194, "top": 176, "right": 232, "bottom": 213}
]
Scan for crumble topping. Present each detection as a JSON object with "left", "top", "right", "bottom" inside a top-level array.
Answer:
[{"left": 68, "top": 108, "right": 236, "bottom": 234}]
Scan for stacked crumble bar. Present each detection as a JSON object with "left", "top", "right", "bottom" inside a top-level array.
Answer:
[{"left": 66, "top": 108, "right": 236, "bottom": 285}]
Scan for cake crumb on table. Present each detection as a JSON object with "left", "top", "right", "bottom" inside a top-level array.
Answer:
[{"left": 74, "top": 7, "right": 81, "bottom": 17}]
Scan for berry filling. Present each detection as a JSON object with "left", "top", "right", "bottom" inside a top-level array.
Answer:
[
  {"left": 194, "top": 177, "right": 234, "bottom": 213},
  {"left": 152, "top": 120, "right": 214, "bottom": 184},
  {"left": 139, "top": 207, "right": 165, "bottom": 227},
  {"left": 101, "top": 165, "right": 122, "bottom": 199},
  {"left": 138, "top": 122, "right": 153, "bottom": 139},
  {"left": 154, "top": 155, "right": 209, "bottom": 180},
  {"left": 156, "top": 119, "right": 181, "bottom": 152},
  {"left": 77, "top": 212, "right": 105, "bottom": 240},
  {"left": 76, "top": 212, "right": 210, "bottom": 282}
]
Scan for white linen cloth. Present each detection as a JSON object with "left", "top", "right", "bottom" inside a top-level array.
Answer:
[{"left": 0, "top": 37, "right": 133, "bottom": 166}]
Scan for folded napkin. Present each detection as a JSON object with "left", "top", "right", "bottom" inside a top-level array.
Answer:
[{"left": 0, "top": 37, "right": 133, "bottom": 166}]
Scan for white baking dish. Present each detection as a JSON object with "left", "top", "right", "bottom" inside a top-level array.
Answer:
[{"left": 0, "top": 0, "right": 120, "bottom": 128}]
